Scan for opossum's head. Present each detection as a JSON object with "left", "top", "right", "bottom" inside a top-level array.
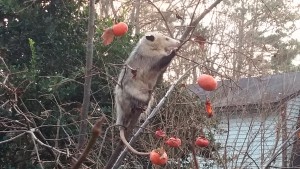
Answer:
[{"left": 140, "top": 32, "right": 180, "bottom": 54}]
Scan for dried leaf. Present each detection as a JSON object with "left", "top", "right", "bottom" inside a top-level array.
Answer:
[
  {"left": 205, "top": 99, "right": 213, "bottom": 118},
  {"left": 194, "top": 35, "right": 206, "bottom": 50},
  {"left": 101, "top": 28, "right": 115, "bottom": 46}
]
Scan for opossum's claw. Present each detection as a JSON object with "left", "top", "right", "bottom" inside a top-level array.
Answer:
[{"left": 131, "top": 69, "right": 137, "bottom": 78}]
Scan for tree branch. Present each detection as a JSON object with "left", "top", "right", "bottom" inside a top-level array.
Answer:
[
  {"left": 31, "top": 132, "right": 45, "bottom": 169},
  {"left": 0, "top": 132, "right": 26, "bottom": 144},
  {"left": 264, "top": 127, "right": 300, "bottom": 168},
  {"left": 27, "top": 129, "right": 67, "bottom": 155},
  {"left": 147, "top": 0, "right": 173, "bottom": 37},
  {"left": 72, "top": 116, "right": 106, "bottom": 169},
  {"left": 180, "top": 0, "right": 223, "bottom": 42},
  {"left": 78, "top": 0, "right": 96, "bottom": 149}
]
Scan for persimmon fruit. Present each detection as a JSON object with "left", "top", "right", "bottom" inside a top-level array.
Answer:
[
  {"left": 195, "top": 136, "right": 210, "bottom": 147},
  {"left": 155, "top": 129, "right": 166, "bottom": 138},
  {"left": 149, "top": 148, "right": 168, "bottom": 166},
  {"left": 101, "top": 22, "right": 128, "bottom": 46},
  {"left": 197, "top": 74, "right": 217, "bottom": 91},
  {"left": 112, "top": 22, "right": 128, "bottom": 36},
  {"left": 165, "top": 137, "right": 181, "bottom": 148}
]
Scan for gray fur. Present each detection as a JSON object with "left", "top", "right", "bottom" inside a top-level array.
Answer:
[{"left": 115, "top": 32, "right": 180, "bottom": 129}]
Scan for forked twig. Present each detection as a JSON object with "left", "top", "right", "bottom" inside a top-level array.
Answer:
[
  {"left": 264, "top": 127, "right": 300, "bottom": 168},
  {"left": 31, "top": 132, "right": 45, "bottom": 169},
  {"left": 147, "top": 0, "right": 173, "bottom": 37},
  {"left": 27, "top": 129, "right": 67, "bottom": 155}
]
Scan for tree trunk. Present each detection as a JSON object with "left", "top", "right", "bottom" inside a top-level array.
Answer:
[
  {"left": 78, "top": 0, "right": 95, "bottom": 149},
  {"left": 100, "top": 0, "right": 109, "bottom": 18},
  {"left": 134, "top": 0, "right": 141, "bottom": 34},
  {"left": 233, "top": 0, "right": 245, "bottom": 79}
]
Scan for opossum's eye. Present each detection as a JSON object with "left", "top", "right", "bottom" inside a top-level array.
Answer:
[
  {"left": 165, "top": 38, "right": 169, "bottom": 41},
  {"left": 146, "top": 35, "right": 155, "bottom": 42}
]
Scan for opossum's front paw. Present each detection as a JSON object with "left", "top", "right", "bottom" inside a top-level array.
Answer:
[
  {"left": 165, "top": 50, "right": 176, "bottom": 57},
  {"left": 164, "top": 49, "right": 176, "bottom": 56},
  {"left": 138, "top": 112, "right": 147, "bottom": 124},
  {"left": 170, "top": 50, "right": 176, "bottom": 55}
]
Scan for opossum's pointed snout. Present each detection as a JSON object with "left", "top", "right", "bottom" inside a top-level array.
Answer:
[
  {"left": 165, "top": 39, "right": 180, "bottom": 52},
  {"left": 166, "top": 44, "right": 180, "bottom": 51},
  {"left": 173, "top": 40, "right": 181, "bottom": 48}
]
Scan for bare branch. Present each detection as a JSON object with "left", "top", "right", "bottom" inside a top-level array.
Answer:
[
  {"left": 27, "top": 129, "right": 68, "bottom": 155},
  {"left": 147, "top": 0, "right": 173, "bottom": 37},
  {"left": 78, "top": 0, "right": 96, "bottom": 149},
  {"left": 72, "top": 116, "right": 106, "bottom": 169},
  {"left": 0, "top": 132, "right": 26, "bottom": 144},
  {"left": 180, "top": 0, "right": 223, "bottom": 42},
  {"left": 31, "top": 132, "right": 45, "bottom": 169},
  {"left": 264, "top": 127, "right": 300, "bottom": 168}
]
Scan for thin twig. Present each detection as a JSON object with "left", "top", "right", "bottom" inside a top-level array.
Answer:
[
  {"left": 190, "top": 127, "right": 200, "bottom": 169},
  {"left": 180, "top": 0, "right": 223, "bottom": 42},
  {"left": 147, "top": 0, "right": 173, "bottom": 37},
  {"left": 13, "top": 105, "right": 33, "bottom": 126},
  {"left": 0, "top": 132, "right": 26, "bottom": 144},
  {"left": 97, "top": 124, "right": 118, "bottom": 161},
  {"left": 31, "top": 132, "right": 45, "bottom": 169},
  {"left": 264, "top": 127, "right": 300, "bottom": 168},
  {"left": 189, "top": 0, "right": 202, "bottom": 26},
  {"left": 27, "top": 129, "right": 67, "bottom": 155},
  {"left": 0, "top": 57, "right": 10, "bottom": 71}
]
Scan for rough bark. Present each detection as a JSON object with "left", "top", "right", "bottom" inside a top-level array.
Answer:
[{"left": 78, "top": 0, "right": 95, "bottom": 149}]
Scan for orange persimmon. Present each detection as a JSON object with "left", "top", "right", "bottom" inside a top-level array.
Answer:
[
  {"left": 155, "top": 129, "right": 166, "bottom": 138},
  {"left": 197, "top": 74, "right": 217, "bottom": 91},
  {"left": 112, "top": 22, "right": 128, "bottom": 36},
  {"left": 101, "top": 22, "right": 128, "bottom": 46},
  {"left": 195, "top": 136, "right": 210, "bottom": 147},
  {"left": 149, "top": 148, "right": 168, "bottom": 166},
  {"left": 165, "top": 137, "right": 181, "bottom": 148}
]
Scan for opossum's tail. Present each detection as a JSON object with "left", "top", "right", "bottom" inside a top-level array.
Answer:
[{"left": 120, "top": 128, "right": 150, "bottom": 155}]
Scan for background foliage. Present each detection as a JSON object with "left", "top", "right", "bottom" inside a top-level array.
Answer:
[{"left": 0, "top": 0, "right": 139, "bottom": 168}]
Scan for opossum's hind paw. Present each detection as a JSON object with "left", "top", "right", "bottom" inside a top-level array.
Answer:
[
  {"left": 138, "top": 112, "right": 147, "bottom": 124},
  {"left": 135, "top": 106, "right": 147, "bottom": 112}
]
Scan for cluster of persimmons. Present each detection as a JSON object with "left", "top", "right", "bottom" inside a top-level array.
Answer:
[{"left": 150, "top": 74, "right": 217, "bottom": 166}]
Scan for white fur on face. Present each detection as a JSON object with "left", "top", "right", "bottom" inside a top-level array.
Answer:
[{"left": 143, "top": 32, "right": 180, "bottom": 53}]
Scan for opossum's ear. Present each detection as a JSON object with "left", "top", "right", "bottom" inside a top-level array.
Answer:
[{"left": 146, "top": 35, "right": 155, "bottom": 41}]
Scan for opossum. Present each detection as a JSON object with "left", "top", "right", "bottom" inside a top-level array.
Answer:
[{"left": 115, "top": 31, "right": 180, "bottom": 155}]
